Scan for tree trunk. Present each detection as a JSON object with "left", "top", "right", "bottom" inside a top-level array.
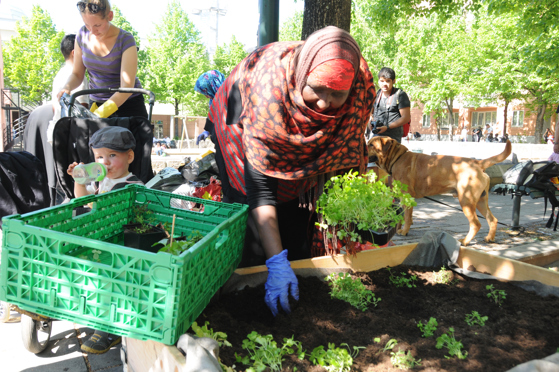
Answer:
[
  {"left": 534, "top": 103, "right": 547, "bottom": 144},
  {"left": 503, "top": 98, "right": 509, "bottom": 137},
  {"left": 301, "top": 0, "right": 352, "bottom": 40},
  {"left": 174, "top": 99, "right": 180, "bottom": 140},
  {"left": 445, "top": 98, "right": 454, "bottom": 141},
  {"left": 436, "top": 118, "right": 441, "bottom": 141}
]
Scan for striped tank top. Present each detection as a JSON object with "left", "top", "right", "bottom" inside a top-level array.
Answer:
[{"left": 77, "top": 26, "right": 142, "bottom": 102}]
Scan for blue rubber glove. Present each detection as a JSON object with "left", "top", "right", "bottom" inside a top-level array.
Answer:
[
  {"left": 196, "top": 130, "right": 210, "bottom": 145},
  {"left": 265, "top": 250, "right": 299, "bottom": 316}
]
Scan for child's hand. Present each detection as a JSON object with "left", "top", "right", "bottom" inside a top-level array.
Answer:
[{"left": 67, "top": 162, "right": 82, "bottom": 176}]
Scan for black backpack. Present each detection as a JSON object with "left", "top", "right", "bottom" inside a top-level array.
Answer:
[{"left": 523, "top": 161, "right": 559, "bottom": 230}]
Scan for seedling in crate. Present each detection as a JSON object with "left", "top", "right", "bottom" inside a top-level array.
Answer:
[
  {"left": 417, "top": 317, "right": 438, "bottom": 337},
  {"left": 326, "top": 273, "right": 381, "bottom": 311},
  {"left": 390, "top": 349, "right": 422, "bottom": 370},
  {"left": 158, "top": 230, "right": 204, "bottom": 255},
  {"left": 465, "top": 311, "right": 488, "bottom": 327},
  {"left": 309, "top": 342, "right": 364, "bottom": 372},
  {"left": 486, "top": 284, "right": 506, "bottom": 306},
  {"left": 235, "top": 331, "right": 304, "bottom": 372},
  {"left": 436, "top": 327, "right": 468, "bottom": 359},
  {"left": 387, "top": 268, "right": 417, "bottom": 288}
]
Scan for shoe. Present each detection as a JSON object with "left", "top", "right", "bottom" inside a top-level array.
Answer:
[{"left": 81, "top": 331, "right": 121, "bottom": 354}]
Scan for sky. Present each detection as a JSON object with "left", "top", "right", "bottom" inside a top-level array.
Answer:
[{"left": 1, "top": 0, "right": 304, "bottom": 50}]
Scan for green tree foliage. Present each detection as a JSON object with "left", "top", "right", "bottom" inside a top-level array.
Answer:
[
  {"left": 279, "top": 10, "right": 304, "bottom": 41},
  {"left": 212, "top": 35, "right": 248, "bottom": 77},
  {"left": 3, "top": 6, "right": 64, "bottom": 103},
  {"left": 111, "top": 6, "right": 148, "bottom": 87},
  {"left": 144, "top": 1, "right": 211, "bottom": 116}
]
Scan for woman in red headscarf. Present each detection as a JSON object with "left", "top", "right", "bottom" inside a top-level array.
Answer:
[{"left": 206, "top": 26, "right": 376, "bottom": 316}]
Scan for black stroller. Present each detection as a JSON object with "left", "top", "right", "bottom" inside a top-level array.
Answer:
[{"left": 2, "top": 88, "right": 156, "bottom": 353}]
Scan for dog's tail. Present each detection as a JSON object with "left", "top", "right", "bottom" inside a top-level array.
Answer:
[{"left": 479, "top": 140, "right": 512, "bottom": 170}]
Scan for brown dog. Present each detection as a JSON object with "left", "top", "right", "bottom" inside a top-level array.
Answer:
[{"left": 367, "top": 137, "right": 512, "bottom": 246}]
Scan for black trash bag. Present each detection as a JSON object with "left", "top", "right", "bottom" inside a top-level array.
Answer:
[
  {"left": 523, "top": 161, "right": 559, "bottom": 230},
  {"left": 181, "top": 152, "right": 220, "bottom": 182},
  {"left": 59, "top": 93, "right": 97, "bottom": 119},
  {"left": 502, "top": 160, "right": 534, "bottom": 185}
]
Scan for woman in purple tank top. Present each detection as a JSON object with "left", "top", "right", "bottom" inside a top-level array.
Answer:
[{"left": 57, "top": 0, "right": 147, "bottom": 119}]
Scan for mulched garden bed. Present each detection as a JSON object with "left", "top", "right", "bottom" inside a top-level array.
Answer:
[{"left": 197, "top": 265, "right": 559, "bottom": 371}]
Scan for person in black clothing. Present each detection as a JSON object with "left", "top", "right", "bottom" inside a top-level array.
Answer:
[
  {"left": 472, "top": 127, "right": 483, "bottom": 142},
  {"left": 370, "top": 67, "right": 411, "bottom": 143}
]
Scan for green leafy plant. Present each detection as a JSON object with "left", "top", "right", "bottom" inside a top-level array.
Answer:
[
  {"left": 417, "top": 317, "right": 438, "bottom": 337},
  {"left": 433, "top": 268, "right": 457, "bottom": 284},
  {"left": 309, "top": 342, "right": 364, "bottom": 372},
  {"left": 326, "top": 273, "right": 380, "bottom": 311},
  {"left": 436, "top": 327, "right": 468, "bottom": 359},
  {"left": 387, "top": 268, "right": 418, "bottom": 288},
  {"left": 390, "top": 349, "right": 422, "bottom": 370},
  {"left": 465, "top": 311, "right": 488, "bottom": 327},
  {"left": 316, "top": 170, "right": 416, "bottom": 244},
  {"left": 380, "top": 339, "right": 398, "bottom": 352},
  {"left": 190, "top": 321, "right": 231, "bottom": 347},
  {"left": 128, "top": 202, "right": 157, "bottom": 233},
  {"left": 158, "top": 231, "right": 204, "bottom": 255},
  {"left": 235, "top": 332, "right": 304, "bottom": 372},
  {"left": 486, "top": 284, "right": 506, "bottom": 306}
]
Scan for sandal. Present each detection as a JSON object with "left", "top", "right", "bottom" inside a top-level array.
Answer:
[{"left": 81, "top": 330, "right": 121, "bottom": 354}]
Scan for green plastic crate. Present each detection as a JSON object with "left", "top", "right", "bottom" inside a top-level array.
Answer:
[{"left": 0, "top": 184, "right": 248, "bottom": 345}]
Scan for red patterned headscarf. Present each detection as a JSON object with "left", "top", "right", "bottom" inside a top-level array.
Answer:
[
  {"left": 308, "top": 59, "right": 354, "bottom": 90},
  {"left": 209, "top": 26, "right": 376, "bottom": 200}
]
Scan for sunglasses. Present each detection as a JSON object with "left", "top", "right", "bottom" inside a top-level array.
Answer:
[{"left": 76, "top": 2, "right": 106, "bottom": 14}]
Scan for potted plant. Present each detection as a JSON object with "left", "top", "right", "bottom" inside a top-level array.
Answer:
[
  {"left": 315, "top": 170, "right": 416, "bottom": 251},
  {"left": 122, "top": 202, "right": 167, "bottom": 253}
]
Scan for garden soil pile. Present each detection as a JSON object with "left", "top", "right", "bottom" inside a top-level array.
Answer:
[{"left": 197, "top": 265, "right": 559, "bottom": 371}]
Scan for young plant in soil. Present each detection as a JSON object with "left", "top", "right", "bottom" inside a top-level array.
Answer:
[
  {"left": 315, "top": 170, "right": 416, "bottom": 248},
  {"left": 390, "top": 349, "right": 422, "bottom": 370},
  {"left": 436, "top": 327, "right": 468, "bottom": 359},
  {"left": 486, "top": 284, "right": 506, "bottom": 306},
  {"left": 129, "top": 202, "right": 157, "bottom": 233},
  {"left": 309, "top": 342, "right": 364, "bottom": 372},
  {"left": 465, "top": 311, "right": 488, "bottom": 327},
  {"left": 417, "top": 317, "right": 438, "bottom": 337},
  {"left": 433, "top": 267, "right": 457, "bottom": 285},
  {"left": 375, "top": 338, "right": 398, "bottom": 353},
  {"left": 235, "top": 331, "right": 304, "bottom": 372},
  {"left": 387, "top": 268, "right": 418, "bottom": 288},
  {"left": 190, "top": 321, "right": 232, "bottom": 347},
  {"left": 326, "top": 273, "right": 380, "bottom": 311}
]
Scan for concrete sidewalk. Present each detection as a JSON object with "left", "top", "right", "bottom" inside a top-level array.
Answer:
[{"left": 1, "top": 190, "right": 558, "bottom": 371}]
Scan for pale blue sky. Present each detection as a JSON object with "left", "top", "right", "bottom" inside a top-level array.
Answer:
[{"left": 1, "top": 0, "right": 304, "bottom": 50}]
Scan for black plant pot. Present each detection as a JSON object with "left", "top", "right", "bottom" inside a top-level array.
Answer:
[
  {"left": 356, "top": 225, "right": 398, "bottom": 246},
  {"left": 123, "top": 223, "right": 167, "bottom": 253}
]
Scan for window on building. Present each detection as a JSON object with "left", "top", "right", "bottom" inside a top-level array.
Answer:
[
  {"left": 154, "top": 120, "right": 164, "bottom": 138},
  {"left": 512, "top": 110, "right": 524, "bottom": 127},
  {"left": 440, "top": 112, "right": 460, "bottom": 128},
  {"left": 422, "top": 114, "right": 431, "bottom": 127},
  {"left": 471, "top": 111, "right": 497, "bottom": 128}
]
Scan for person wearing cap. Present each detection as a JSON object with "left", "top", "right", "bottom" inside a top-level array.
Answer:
[
  {"left": 66, "top": 126, "right": 142, "bottom": 353},
  {"left": 206, "top": 26, "right": 375, "bottom": 317}
]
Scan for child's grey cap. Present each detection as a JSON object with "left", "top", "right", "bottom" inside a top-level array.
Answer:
[{"left": 89, "top": 126, "right": 135, "bottom": 151}]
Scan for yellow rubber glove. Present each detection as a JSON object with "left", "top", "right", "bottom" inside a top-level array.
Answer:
[
  {"left": 93, "top": 100, "right": 118, "bottom": 118},
  {"left": 89, "top": 102, "right": 98, "bottom": 112}
]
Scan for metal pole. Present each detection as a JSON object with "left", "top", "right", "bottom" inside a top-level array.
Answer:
[
  {"left": 511, "top": 191, "right": 522, "bottom": 230},
  {"left": 258, "top": 0, "right": 279, "bottom": 47}
]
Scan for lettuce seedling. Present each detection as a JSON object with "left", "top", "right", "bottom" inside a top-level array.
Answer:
[
  {"left": 190, "top": 321, "right": 231, "bottom": 347},
  {"left": 465, "top": 311, "right": 488, "bottom": 327},
  {"left": 387, "top": 268, "right": 417, "bottom": 288},
  {"left": 236, "top": 332, "right": 304, "bottom": 372},
  {"left": 326, "top": 273, "right": 380, "bottom": 311},
  {"left": 309, "top": 342, "right": 364, "bottom": 372},
  {"left": 417, "top": 317, "right": 438, "bottom": 337},
  {"left": 390, "top": 349, "right": 422, "bottom": 370},
  {"left": 486, "top": 284, "right": 506, "bottom": 306},
  {"left": 436, "top": 327, "right": 468, "bottom": 359}
]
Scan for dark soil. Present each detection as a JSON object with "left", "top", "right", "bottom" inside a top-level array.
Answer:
[{"left": 197, "top": 265, "right": 559, "bottom": 371}]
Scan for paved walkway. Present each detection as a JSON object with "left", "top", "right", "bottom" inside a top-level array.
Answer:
[{"left": 1, "top": 188, "right": 558, "bottom": 371}]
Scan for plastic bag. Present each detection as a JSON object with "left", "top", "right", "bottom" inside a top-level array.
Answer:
[
  {"left": 181, "top": 152, "right": 219, "bottom": 182},
  {"left": 60, "top": 93, "right": 97, "bottom": 119}
]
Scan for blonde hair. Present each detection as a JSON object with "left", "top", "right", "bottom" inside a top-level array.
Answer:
[{"left": 81, "top": 0, "right": 112, "bottom": 19}]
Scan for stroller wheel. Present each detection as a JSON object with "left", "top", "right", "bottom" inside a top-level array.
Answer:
[
  {"left": 0, "top": 301, "right": 11, "bottom": 323},
  {"left": 21, "top": 314, "right": 52, "bottom": 354}
]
